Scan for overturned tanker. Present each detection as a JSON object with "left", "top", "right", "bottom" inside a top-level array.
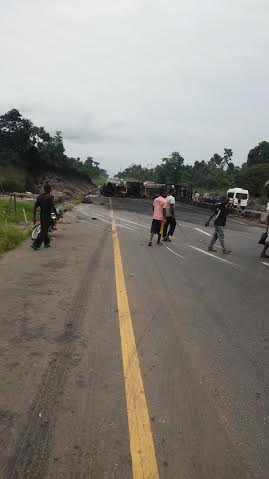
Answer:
[
  {"left": 100, "top": 179, "right": 143, "bottom": 198},
  {"left": 100, "top": 179, "right": 192, "bottom": 200},
  {"left": 100, "top": 179, "right": 125, "bottom": 197},
  {"left": 144, "top": 182, "right": 192, "bottom": 201}
]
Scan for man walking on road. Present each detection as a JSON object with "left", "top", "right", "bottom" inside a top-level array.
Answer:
[
  {"left": 192, "top": 191, "right": 200, "bottom": 207},
  {"left": 148, "top": 192, "right": 167, "bottom": 246},
  {"left": 205, "top": 196, "right": 231, "bottom": 254},
  {"left": 163, "top": 190, "right": 176, "bottom": 242},
  {"left": 32, "top": 183, "right": 56, "bottom": 250}
]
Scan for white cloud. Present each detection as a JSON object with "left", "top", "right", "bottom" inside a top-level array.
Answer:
[{"left": 1, "top": 0, "right": 269, "bottom": 173}]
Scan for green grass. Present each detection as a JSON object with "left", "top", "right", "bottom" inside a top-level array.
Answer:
[
  {"left": 0, "top": 198, "right": 34, "bottom": 224},
  {"left": 92, "top": 175, "right": 108, "bottom": 187},
  {"left": 0, "top": 165, "right": 26, "bottom": 192},
  {"left": 0, "top": 223, "right": 30, "bottom": 255},
  {"left": 0, "top": 198, "right": 33, "bottom": 254}
]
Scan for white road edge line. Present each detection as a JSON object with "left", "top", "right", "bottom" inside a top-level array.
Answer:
[
  {"left": 188, "top": 245, "right": 234, "bottom": 265},
  {"left": 261, "top": 262, "right": 269, "bottom": 268},
  {"left": 194, "top": 227, "right": 211, "bottom": 237},
  {"left": 230, "top": 219, "right": 246, "bottom": 225},
  {"left": 165, "top": 246, "right": 184, "bottom": 259},
  {"left": 95, "top": 211, "right": 150, "bottom": 229},
  {"left": 77, "top": 209, "right": 139, "bottom": 231},
  {"left": 78, "top": 206, "right": 149, "bottom": 229},
  {"left": 116, "top": 222, "right": 138, "bottom": 231},
  {"left": 116, "top": 217, "right": 150, "bottom": 229}
]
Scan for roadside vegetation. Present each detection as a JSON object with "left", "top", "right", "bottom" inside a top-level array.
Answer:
[
  {"left": 0, "top": 109, "right": 107, "bottom": 192},
  {"left": 0, "top": 224, "right": 29, "bottom": 255},
  {"left": 91, "top": 174, "right": 108, "bottom": 187},
  {"left": 0, "top": 198, "right": 33, "bottom": 223},
  {"left": 0, "top": 108, "right": 108, "bottom": 254},
  {"left": 117, "top": 145, "right": 269, "bottom": 201},
  {"left": 0, "top": 198, "right": 33, "bottom": 255}
]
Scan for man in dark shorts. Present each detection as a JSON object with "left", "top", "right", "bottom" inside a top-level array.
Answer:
[
  {"left": 205, "top": 196, "right": 231, "bottom": 254},
  {"left": 148, "top": 192, "right": 167, "bottom": 246},
  {"left": 32, "top": 183, "right": 56, "bottom": 250},
  {"left": 163, "top": 190, "right": 176, "bottom": 242}
]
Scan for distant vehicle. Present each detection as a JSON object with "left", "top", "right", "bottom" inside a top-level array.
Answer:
[
  {"left": 101, "top": 178, "right": 126, "bottom": 197},
  {"left": 227, "top": 188, "right": 249, "bottom": 209},
  {"left": 100, "top": 179, "right": 193, "bottom": 200},
  {"left": 199, "top": 193, "right": 221, "bottom": 205},
  {"left": 143, "top": 182, "right": 193, "bottom": 201},
  {"left": 143, "top": 182, "right": 167, "bottom": 199}
]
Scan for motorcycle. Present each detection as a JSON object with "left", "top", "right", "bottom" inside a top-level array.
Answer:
[{"left": 31, "top": 209, "right": 65, "bottom": 241}]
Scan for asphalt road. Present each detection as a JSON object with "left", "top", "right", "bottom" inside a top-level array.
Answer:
[{"left": 0, "top": 198, "right": 268, "bottom": 479}]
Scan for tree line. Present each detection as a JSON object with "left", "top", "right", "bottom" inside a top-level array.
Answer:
[
  {"left": 0, "top": 109, "right": 107, "bottom": 191},
  {"left": 1, "top": 108, "right": 269, "bottom": 197},
  {"left": 117, "top": 144, "right": 269, "bottom": 197}
]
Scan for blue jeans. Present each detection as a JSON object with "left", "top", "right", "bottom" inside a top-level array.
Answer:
[{"left": 209, "top": 225, "right": 225, "bottom": 249}]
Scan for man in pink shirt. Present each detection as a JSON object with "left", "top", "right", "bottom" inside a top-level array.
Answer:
[{"left": 148, "top": 192, "right": 167, "bottom": 246}]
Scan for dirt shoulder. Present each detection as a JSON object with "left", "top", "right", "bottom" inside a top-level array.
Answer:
[{"left": 0, "top": 210, "right": 130, "bottom": 478}]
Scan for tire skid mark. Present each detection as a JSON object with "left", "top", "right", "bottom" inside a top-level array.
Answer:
[{"left": 7, "top": 232, "right": 109, "bottom": 479}]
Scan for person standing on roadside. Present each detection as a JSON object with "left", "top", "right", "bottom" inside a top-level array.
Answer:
[
  {"left": 148, "top": 192, "right": 167, "bottom": 246},
  {"left": 205, "top": 196, "right": 231, "bottom": 254},
  {"left": 192, "top": 191, "right": 199, "bottom": 207},
  {"left": 163, "top": 190, "right": 176, "bottom": 242},
  {"left": 260, "top": 213, "right": 269, "bottom": 258},
  {"left": 32, "top": 183, "right": 56, "bottom": 250}
]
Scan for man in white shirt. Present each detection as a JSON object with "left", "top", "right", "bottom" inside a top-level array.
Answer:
[
  {"left": 192, "top": 191, "right": 200, "bottom": 207},
  {"left": 163, "top": 191, "right": 176, "bottom": 242}
]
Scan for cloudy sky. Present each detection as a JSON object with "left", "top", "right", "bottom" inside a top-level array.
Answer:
[{"left": 1, "top": 0, "right": 269, "bottom": 174}]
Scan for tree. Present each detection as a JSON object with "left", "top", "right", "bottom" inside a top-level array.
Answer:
[
  {"left": 209, "top": 153, "right": 223, "bottom": 168},
  {"left": 223, "top": 148, "right": 233, "bottom": 167},
  {"left": 0, "top": 108, "right": 108, "bottom": 186},
  {"left": 116, "top": 164, "right": 153, "bottom": 182},
  {"left": 0, "top": 109, "right": 32, "bottom": 156},
  {"left": 156, "top": 152, "right": 184, "bottom": 183},
  {"left": 209, "top": 149, "right": 233, "bottom": 170},
  {"left": 247, "top": 141, "right": 269, "bottom": 166},
  {"left": 227, "top": 162, "right": 235, "bottom": 172},
  {"left": 191, "top": 160, "right": 209, "bottom": 187},
  {"left": 192, "top": 156, "right": 234, "bottom": 191},
  {"left": 181, "top": 164, "right": 193, "bottom": 185},
  {"left": 30, "top": 126, "right": 51, "bottom": 146},
  {"left": 84, "top": 156, "right": 104, "bottom": 178},
  {"left": 236, "top": 163, "right": 269, "bottom": 196}
]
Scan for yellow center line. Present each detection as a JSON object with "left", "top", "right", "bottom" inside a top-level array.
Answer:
[{"left": 110, "top": 200, "right": 159, "bottom": 479}]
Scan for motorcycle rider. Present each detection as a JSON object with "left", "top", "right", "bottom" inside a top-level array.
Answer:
[{"left": 32, "top": 183, "right": 57, "bottom": 250}]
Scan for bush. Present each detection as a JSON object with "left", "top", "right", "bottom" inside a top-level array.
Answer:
[
  {"left": 0, "top": 165, "right": 26, "bottom": 192},
  {"left": 0, "top": 223, "right": 29, "bottom": 255},
  {"left": 235, "top": 164, "right": 269, "bottom": 196},
  {"left": 0, "top": 198, "right": 34, "bottom": 224}
]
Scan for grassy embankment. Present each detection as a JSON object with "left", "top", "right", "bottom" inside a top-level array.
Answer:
[
  {"left": 0, "top": 198, "right": 33, "bottom": 255},
  {"left": 91, "top": 175, "right": 107, "bottom": 187}
]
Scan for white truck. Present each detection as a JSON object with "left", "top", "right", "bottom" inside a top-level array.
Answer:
[{"left": 227, "top": 187, "right": 249, "bottom": 209}]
